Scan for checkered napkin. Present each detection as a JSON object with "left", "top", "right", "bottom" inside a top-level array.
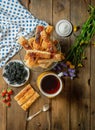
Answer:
[{"left": 0, "top": 0, "right": 48, "bottom": 68}]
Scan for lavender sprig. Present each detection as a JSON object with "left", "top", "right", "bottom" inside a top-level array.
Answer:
[{"left": 52, "top": 61, "right": 76, "bottom": 79}]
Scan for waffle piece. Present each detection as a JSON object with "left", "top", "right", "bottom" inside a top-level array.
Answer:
[
  {"left": 17, "top": 88, "right": 35, "bottom": 105},
  {"left": 21, "top": 92, "right": 40, "bottom": 111},
  {"left": 14, "top": 84, "right": 31, "bottom": 101},
  {"left": 14, "top": 84, "right": 40, "bottom": 111}
]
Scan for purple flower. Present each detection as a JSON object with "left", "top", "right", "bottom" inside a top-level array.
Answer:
[
  {"left": 67, "top": 68, "right": 76, "bottom": 79},
  {"left": 63, "top": 72, "right": 68, "bottom": 76},
  {"left": 52, "top": 67, "right": 57, "bottom": 71},
  {"left": 52, "top": 61, "right": 77, "bottom": 79},
  {"left": 69, "top": 72, "right": 76, "bottom": 78},
  {"left": 60, "top": 62, "right": 67, "bottom": 68},
  {"left": 68, "top": 68, "right": 75, "bottom": 73},
  {"left": 57, "top": 66, "right": 62, "bottom": 71}
]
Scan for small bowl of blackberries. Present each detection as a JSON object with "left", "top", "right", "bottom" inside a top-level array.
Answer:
[{"left": 2, "top": 60, "right": 30, "bottom": 87}]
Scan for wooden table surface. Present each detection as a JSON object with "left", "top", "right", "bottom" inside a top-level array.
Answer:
[{"left": 0, "top": 0, "right": 95, "bottom": 130}]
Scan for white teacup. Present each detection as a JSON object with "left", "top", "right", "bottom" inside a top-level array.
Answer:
[{"left": 37, "top": 72, "right": 64, "bottom": 98}]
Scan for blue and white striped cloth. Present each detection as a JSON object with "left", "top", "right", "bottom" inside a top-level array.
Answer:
[{"left": 0, "top": 0, "right": 48, "bottom": 68}]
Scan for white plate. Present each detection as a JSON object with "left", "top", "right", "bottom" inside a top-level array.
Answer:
[{"left": 2, "top": 60, "right": 30, "bottom": 87}]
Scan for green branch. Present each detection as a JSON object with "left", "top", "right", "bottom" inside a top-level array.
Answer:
[{"left": 66, "top": 5, "right": 95, "bottom": 67}]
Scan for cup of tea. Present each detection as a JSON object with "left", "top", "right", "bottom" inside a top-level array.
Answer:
[{"left": 37, "top": 72, "right": 63, "bottom": 98}]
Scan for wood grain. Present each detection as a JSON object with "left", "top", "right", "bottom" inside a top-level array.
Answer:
[
  {"left": 26, "top": 0, "right": 52, "bottom": 130},
  {"left": 52, "top": 0, "right": 71, "bottom": 130},
  {"left": 19, "top": 0, "right": 29, "bottom": 8},
  {"left": 70, "top": 0, "right": 91, "bottom": 130},
  {"left": 5, "top": 55, "right": 27, "bottom": 130},
  {"left": 29, "top": 0, "right": 52, "bottom": 24},
  {"left": 0, "top": 0, "right": 95, "bottom": 130},
  {"left": 0, "top": 70, "right": 7, "bottom": 130},
  {"left": 91, "top": 0, "right": 95, "bottom": 130}
]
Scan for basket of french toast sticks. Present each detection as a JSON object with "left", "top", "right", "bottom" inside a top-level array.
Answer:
[{"left": 18, "top": 25, "right": 64, "bottom": 71}]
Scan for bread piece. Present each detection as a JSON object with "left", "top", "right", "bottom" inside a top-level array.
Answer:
[
  {"left": 14, "top": 84, "right": 31, "bottom": 101},
  {"left": 38, "top": 59, "right": 54, "bottom": 68},
  {"left": 40, "top": 30, "right": 49, "bottom": 41},
  {"left": 38, "top": 53, "right": 65, "bottom": 68},
  {"left": 39, "top": 62, "right": 53, "bottom": 68},
  {"left": 25, "top": 59, "right": 39, "bottom": 68},
  {"left": 38, "top": 53, "right": 64, "bottom": 63},
  {"left": 41, "top": 40, "right": 57, "bottom": 53},
  {"left": 27, "top": 50, "right": 51, "bottom": 59},
  {"left": 28, "top": 37, "right": 35, "bottom": 49},
  {"left": 53, "top": 53, "right": 65, "bottom": 61},
  {"left": 33, "top": 25, "right": 44, "bottom": 44},
  {"left": 18, "top": 25, "right": 64, "bottom": 69},
  {"left": 21, "top": 92, "right": 40, "bottom": 111},
  {"left": 18, "top": 36, "right": 31, "bottom": 50},
  {"left": 46, "top": 25, "right": 53, "bottom": 34},
  {"left": 24, "top": 52, "right": 39, "bottom": 68},
  {"left": 38, "top": 59, "right": 54, "bottom": 64},
  {"left": 24, "top": 52, "right": 39, "bottom": 64},
  {"left": 35, "top": 25, "right": 44, "bottom": 35},
  {"left": 17, "top": 87, "right": 35, "bottom": 105},
  {"left": 41, "top": 40, "right": 49, "bottom": 50}
]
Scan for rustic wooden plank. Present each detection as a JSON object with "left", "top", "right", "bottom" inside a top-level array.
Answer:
[
  {"left": 70, "top": 0, "right": 91, "bottom": 130},
  {"left": 26, "top": 0, "right": 52, "bottom": 130},
  {"left": 29, "top": 0, "right": 52, "bottom": 24},
  {"left": 0, "top": 70, "right": 7, "bottom": 130},
  {"left": 3, "top": 0, "right": 30, "bottom": 129},
  {"left": 5, "top": 0, "right": 52, "bottom": 130},
  {"left": 90, "top": 1, "right": 95, "bottom": 130},
  {"left": 6, "top": 54, "right": 28, "bottom": 130},
  {"left": 6, "top": 102, "right": 27, "bottom": 130},
  {"left": 52, "top": 0, "right": 71, "bottom": 130},
  {"left": 0, "top": 54, "right": 27, "bottom": 130},
  {"left": 0, "top": 0, "right": 94, "bottom": 130},
  {"left": 26, "top": 71, "right": 50, "bottom": 130},
  {"left": 19, "top": 0, "right": 29, "bottom": 9}
]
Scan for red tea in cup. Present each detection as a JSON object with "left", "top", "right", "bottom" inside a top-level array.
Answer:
[
  {"left": 41, "top": 75, "right": 60, "bottom": 94},
  {"left": 37, "top": 72, "right": 63, "bottom": 98}
]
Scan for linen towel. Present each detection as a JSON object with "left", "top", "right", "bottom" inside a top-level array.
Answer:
[{"left": 0, "top": 0, "right": 48, "bottom": 68}]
